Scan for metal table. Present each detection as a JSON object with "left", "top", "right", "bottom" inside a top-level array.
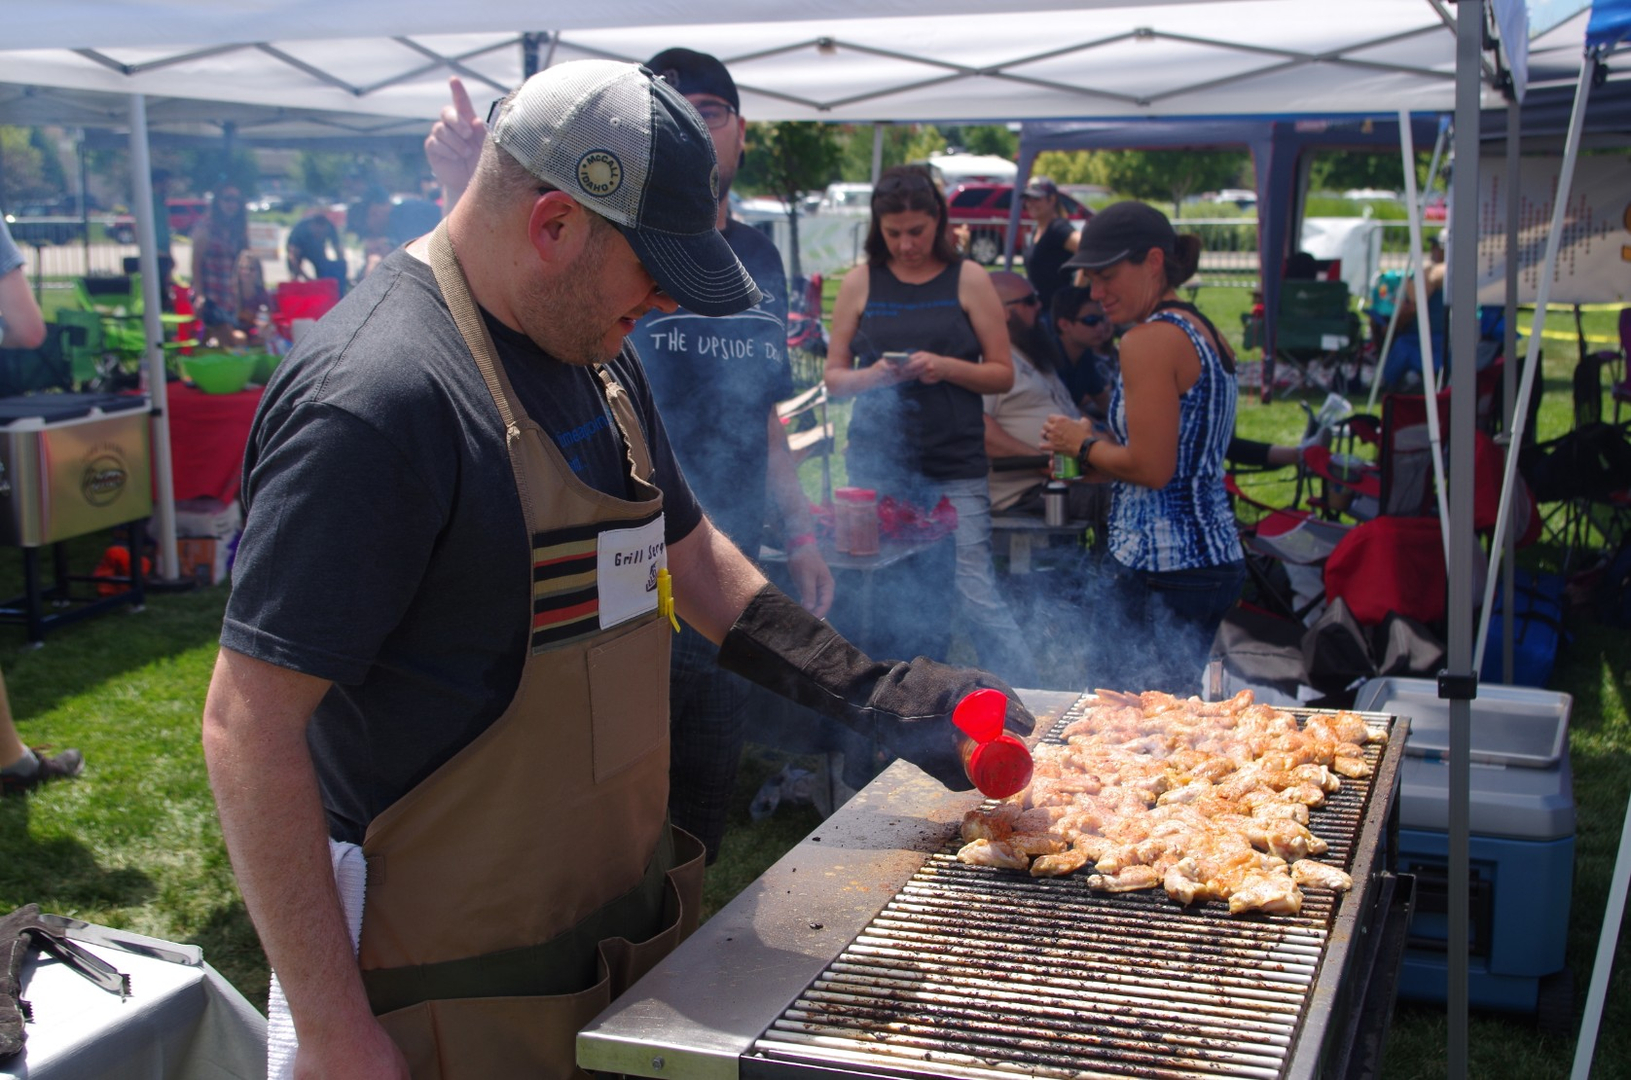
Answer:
[{"left": 1, "top": 929, "right": 265, "bottom": 1079}]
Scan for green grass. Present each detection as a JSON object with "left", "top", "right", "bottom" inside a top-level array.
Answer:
[{"left": 0, "top": 289, "right": 1627, "bottom": 1075}]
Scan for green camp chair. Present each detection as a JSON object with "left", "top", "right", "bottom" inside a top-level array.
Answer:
[{"left": 52, "top": 307, "right": 110, "bottom": 388}]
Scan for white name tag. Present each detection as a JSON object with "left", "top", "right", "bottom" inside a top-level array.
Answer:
[{"left": 597, "top": 516, "right": 666, "bottom": 629}]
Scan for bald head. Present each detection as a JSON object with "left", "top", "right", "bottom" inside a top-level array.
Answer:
[{"left": 990, "top": 269, "right": 1040, "bottom": 335}]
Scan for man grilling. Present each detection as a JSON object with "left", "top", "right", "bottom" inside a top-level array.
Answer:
[
  {"left": 204, "top": 60, "right": 1031, "bottom": 1080},
  {"left": 427, "top": 50, "right": 836, "bottom": 867}
]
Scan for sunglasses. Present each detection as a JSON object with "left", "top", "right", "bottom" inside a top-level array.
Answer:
[
  {"left": 1004, "top": 292, "right": 1041, "bottom": 307},
  {"left": 1074, "top": 313, "right": 1106, "bottom": 326}
]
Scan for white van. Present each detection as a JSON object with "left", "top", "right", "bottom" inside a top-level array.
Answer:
[{"left": 921, "top": 152, "right": 1017, "bottom": 190}]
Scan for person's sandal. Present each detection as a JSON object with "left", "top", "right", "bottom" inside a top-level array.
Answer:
[{"left": 0, "top": 748, "right": 85, "bottom": 795}]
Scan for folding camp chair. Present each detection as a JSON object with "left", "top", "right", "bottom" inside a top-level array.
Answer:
[
  {"left": 1523, "top": 351, "right": 1631, "bottom": 570},
  {"left": 1263, "top": 280, "right": 1363, "bottom": 397}
]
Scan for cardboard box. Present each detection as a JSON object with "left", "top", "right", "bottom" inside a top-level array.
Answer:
[{"left": 176, "top": 536, "right": 230, "bottom": 586}]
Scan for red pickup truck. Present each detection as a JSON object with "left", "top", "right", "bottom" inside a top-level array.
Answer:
[{"left": 945, "top": 183, "right": 1091, "bottom": 265}]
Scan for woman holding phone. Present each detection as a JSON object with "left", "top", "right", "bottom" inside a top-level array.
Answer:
[{"left": 824, "top": 165, "right": 1035, "bottom": 689}]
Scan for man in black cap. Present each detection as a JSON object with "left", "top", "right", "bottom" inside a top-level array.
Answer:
[
  {"left": 427, "top": 51, "right": 835, "bottom": 865},
  {"left": 207, "top": 59, "right": 1022, "bottom": 1079}
]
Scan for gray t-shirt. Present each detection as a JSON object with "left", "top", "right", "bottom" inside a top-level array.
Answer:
[
  {"left": 639, "top": 221, "right": 791, "bottom": 551},
  {"left": 221, "top": 247, "right": 703, "bottom": 843}
]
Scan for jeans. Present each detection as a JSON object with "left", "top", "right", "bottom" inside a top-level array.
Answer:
[
  {"left": 1101, "top": 557, "right": 1246, "bottom": 696},
  {"left": 667, "top": 624, "right": 749, "bottom": 864}
]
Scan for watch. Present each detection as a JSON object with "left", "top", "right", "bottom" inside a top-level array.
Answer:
[{"left": 1077, "top": 435, "right": 1101, "bottom": 470}]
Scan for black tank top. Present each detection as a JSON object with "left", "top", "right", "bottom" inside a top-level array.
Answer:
[{"left": 846, "top": 261, "right": 987, "bottom": 482}]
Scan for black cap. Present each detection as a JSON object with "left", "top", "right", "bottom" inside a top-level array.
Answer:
[
  {"left": 1022, "top": 176, "right": 1059, "bottom": 199},
  {"left": 647, "top": 47, "right": 740, "bottom": 111},
  {"left": 491, "top": 59, "right": 759, "bottom": 317},
  {"left": 1063, "top": 200, "right": 1176, "bottom": 271}
]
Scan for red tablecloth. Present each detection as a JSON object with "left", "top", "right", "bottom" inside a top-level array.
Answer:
[{"left": 161, "top": 382, "right": 264, "bottom": 503}]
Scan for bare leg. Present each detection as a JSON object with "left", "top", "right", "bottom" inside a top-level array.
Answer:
[{"left": 0, "top": 668, "right": 26, "bottom": 771}]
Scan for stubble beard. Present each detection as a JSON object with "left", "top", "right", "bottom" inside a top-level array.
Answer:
[{"left": 514, "top": 225, "right": 617, "bottom": 367}]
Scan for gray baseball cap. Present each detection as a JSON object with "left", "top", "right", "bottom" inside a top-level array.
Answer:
[{"left": 490, "top": 59, "right": 760, "bottom": 317}]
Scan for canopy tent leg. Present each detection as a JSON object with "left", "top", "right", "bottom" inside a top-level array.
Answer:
[
  {"left": 1366, "top": 115, "right": 1447, "bottom": 413},
  {"left": 1444, "top": 2, "right": 1487, "bottom": 1075},
  {"left": 1393, "top": 107, "right": 1452, "bottom": 564},
  {"left": 1500, "top": 93, "right": 1521, "bottom": 684},
  {"left": 127, "top": 92, "right": 180, "bottom": 584},
  {"left": 1473, "top": 54, "right": 1599, "bottom": 668}
]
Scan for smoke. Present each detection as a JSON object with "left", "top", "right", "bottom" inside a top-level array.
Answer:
[{"left": 1007, "top": 551, "right": 1216, "bottom": 698}]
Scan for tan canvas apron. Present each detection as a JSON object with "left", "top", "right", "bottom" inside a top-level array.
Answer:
[{"left": 354, "top": 223, "right": 704, "bottom": 1079}]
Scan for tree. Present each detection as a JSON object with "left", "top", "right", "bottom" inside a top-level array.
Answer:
[
  {"left": 0, "top": 127, "right": 53, "bottom": 207},
  {"left": 1030, "top": 150, "right": 1102, "bottom": 187},
  {"left": 738, "top": 121, "right": 843, "bottom": 278},
  {"left": 1308, "top": 150, "right": 1435, "bottom": 196},
  {"left": 1096, "top": 149, "right": 1249, "bottom": 217},
  {"left": 951, "top": 125, "right": 1017, "bottom": 160},
  {"left": 298, "top": 151, "right": 353, "bottom": 200}
]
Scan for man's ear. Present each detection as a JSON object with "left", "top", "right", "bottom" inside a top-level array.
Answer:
[{"left": 527, "top": 190, "right": 584, "bottom": 268}]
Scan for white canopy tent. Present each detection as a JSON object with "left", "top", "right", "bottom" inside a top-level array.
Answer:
[{"left": 0, "top": 5, "right": 1607, "bottom": 1073}]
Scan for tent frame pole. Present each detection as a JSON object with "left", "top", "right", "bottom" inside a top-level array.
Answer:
[
  {"left": 1500, "top": 92, "right": 1520, "bottom": 683},
  {"left": 1473, "top": 54, "right": 1598, "bottom": 668},
  {"left": 1445, "top": 2, "right": 1485, "bottom": 1076},
  {"left": 128, "top": 92, "right": 179, "bottom": 583},
  {"left": 1394, "top": 108, "right": 1452, "bottom": 562}
]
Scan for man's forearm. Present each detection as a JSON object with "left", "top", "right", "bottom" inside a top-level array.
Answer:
[
  {"left": 202, "top": 650, "right": 379, "bottom": 1049},
  {"left": 669, "top": 517, "right": 770, "bottom": 644}
]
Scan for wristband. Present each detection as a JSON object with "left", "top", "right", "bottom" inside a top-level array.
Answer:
[
  {"left": 1077, "top": 435, "right": 1101, "bottom": 470},
  {"left": 787, "top": 532, "right": 817, "bottom": 550}
]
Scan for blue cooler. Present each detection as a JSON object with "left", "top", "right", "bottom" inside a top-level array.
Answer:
[{"left": 1354, "top": 678, "right": 1574, "bottom": 1019}]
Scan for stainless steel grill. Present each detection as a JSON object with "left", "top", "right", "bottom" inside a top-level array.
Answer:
[{"left": 579, "top": 690, "right": 1410, "bottom": 1080}]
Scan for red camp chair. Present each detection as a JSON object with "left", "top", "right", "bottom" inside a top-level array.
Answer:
[{"left": 272, "top": 279, "right": 340, "bottom": 339}]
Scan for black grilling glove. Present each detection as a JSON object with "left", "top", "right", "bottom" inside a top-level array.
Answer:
[{"left": 717, "top": 584, "right": 1035, "bottom": 790}]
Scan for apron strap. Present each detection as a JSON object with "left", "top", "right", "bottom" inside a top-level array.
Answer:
[
  {"left": 594, "top": 366, "right": 656, "bottom": 484},
  {"left": 428, "top": 221, "right": 536, "bottom": 526}
]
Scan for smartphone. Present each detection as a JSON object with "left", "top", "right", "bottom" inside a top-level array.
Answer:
[{"left": 882, "top": 351, "right": 910, "bottom": 365}]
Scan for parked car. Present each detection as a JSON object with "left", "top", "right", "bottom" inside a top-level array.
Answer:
[
  {"left": 817, "top": 182, "right": 873, "bottom": 215},
  {"left": 944, "top": 182, "right": 1091, "bottom": 265}
]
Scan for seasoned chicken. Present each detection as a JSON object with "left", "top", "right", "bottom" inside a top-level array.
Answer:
[
  {"left": 955, "top": 690, "right": 1376, "bottom": 918},
  {"left": 1229, "top": 869, "right": 1304, "bottom": 915},
  {"left": 1087, "top": 865, "right": 1162, "bottom": 893},
  {"left": 1030, "top": 850, "right": 1090, "bottom": 877},
  {"left": 957, "top": 839, "right": 1030, "bottom": 870},
  {"left": 1291, "top": 859, "right": 1354, "bottom": 892}
]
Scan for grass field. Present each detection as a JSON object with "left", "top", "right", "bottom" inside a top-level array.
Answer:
[{"left": 0, "top": 285, "right": 1625, "bottom": 1077}]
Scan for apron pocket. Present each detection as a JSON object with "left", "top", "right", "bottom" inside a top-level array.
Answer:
[
  {"left": 602, "top": 825, "right": 707, "bottom": 993},
  {"left": 376, "top": 974, "right": 613, "bottom": 1080},
  {"left": 588, "top": 615, "right": 671, "bottom": 783}
]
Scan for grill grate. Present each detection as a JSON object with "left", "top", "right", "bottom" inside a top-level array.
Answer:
[{"left": 749, "top": 699, "right": 1398, "bottom": 1080}]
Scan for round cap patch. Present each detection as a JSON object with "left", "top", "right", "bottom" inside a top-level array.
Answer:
[{"left": 577, "top": 151, "right": 623, "bottom": 198}]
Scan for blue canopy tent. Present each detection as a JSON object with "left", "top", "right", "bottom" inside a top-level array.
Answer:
[{"left": 1012, "top": 113, "right": 1445, "bottom": 398}]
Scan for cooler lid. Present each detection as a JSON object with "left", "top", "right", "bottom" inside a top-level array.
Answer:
[
  {"left": 0, "top": 392, "right": 148, "bottom": 426},
  {"left": 1354, "top": 676, "right": 1571, "bottom": 769}
]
